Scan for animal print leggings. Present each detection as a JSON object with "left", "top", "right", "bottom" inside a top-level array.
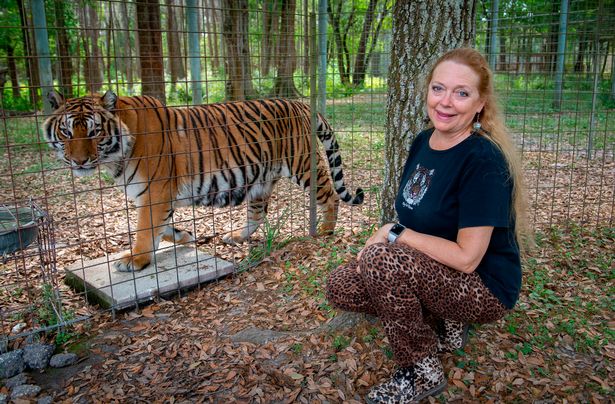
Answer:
[{"left": 326, "top": 242, "right": 508, "bottom": 367}]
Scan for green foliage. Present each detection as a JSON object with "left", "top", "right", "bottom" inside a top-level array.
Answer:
[{"left": 331, "top": 334, "right": 351, "bottom": 351}]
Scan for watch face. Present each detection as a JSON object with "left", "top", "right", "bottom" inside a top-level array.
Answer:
[{"left": 391, "top": 224, "right": 405, "bottom": 236}]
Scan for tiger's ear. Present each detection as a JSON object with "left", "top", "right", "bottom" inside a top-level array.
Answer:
[
  {"left": 101, "top": 90, "right": 118, "bottom": 111},
  {"left": 47, "top": 90, "right": 64, "bottom": 110}
]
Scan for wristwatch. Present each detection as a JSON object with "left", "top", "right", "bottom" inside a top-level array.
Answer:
[{"left": 387, "top": 223, "right": 406, "bottom": 243}]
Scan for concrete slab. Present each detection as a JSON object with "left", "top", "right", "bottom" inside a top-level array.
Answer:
[{"left": 65, "top": 242, "right": 235, "bottom": 310}]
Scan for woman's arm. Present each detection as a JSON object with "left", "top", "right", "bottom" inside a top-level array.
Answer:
[{"left": 359, "top": 224, "right": 493, "bottom": 274}]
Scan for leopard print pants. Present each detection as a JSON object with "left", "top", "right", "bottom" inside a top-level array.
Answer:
[{"left": 326, "top": 242, "right": 508, "bottom": 367}]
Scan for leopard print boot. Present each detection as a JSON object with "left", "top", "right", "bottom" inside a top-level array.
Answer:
[
  {"left": 366, "top": 355, "right": 447, "bottom": 403},
  {"left": 436, "top": 319, "right": 470, "bottom": 354}
]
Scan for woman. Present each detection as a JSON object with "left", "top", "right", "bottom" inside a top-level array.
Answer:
[{"left": 326, "top": 48, "right": 531, "bottom": 403}]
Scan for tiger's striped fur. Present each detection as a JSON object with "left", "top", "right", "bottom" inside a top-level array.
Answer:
[{"left": 43, "top": 90, "right": 363, "bottom": 271}]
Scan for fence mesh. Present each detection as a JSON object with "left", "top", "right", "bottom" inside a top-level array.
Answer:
[{"left": 0, "top": 0, "right": 613, "bottom": 349}]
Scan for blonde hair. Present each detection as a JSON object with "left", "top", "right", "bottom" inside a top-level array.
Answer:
[{"left": 425, "top": 47, "right": 533, "bottom": 252}]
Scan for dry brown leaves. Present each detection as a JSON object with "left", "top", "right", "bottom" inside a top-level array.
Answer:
[{"left": 1, "top": 140, "right": 613, "bottom": 402}]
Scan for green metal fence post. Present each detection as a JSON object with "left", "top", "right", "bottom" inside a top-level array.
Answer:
[
  {"left": 31, "top": 0, "right": 54, "bottom": 114},
  {"left": 187, "top": 0, "right": 203, "bottom": 104}
]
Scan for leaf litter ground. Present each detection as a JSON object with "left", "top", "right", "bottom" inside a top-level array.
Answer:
[{"left": 0, "top": 144, "right": 613, "bottom": 403}]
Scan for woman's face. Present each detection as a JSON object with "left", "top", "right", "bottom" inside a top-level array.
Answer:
[{"left": 427, "top": 61, "right": 485, "bottom": 137}]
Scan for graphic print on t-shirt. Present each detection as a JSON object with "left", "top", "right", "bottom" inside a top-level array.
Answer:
[{"left": 402, "top": 164, "right": 435, "bottom": 209}]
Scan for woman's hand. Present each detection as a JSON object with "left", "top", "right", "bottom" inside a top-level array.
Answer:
[{"left": 357, "top": 223, "right": 395, "bottom": 260}]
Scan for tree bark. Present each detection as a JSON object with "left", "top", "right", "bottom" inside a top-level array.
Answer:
[
  {"left": 273, "top": 0, "right": 301, "bottom": 97},
  {"left": 381, "top": 0, "right": 477, "bottom": 222},
  {"left": 222, "top": 0, "right": 255, "bottom": 100},
  {"left": 136, "top": 0, "right": 166, "bottom": 103}
]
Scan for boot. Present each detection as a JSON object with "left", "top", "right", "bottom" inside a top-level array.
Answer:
[
  {"left": 366, "top": 355, "right": 447, "bottom": 403},
  {"left": 436, "top": 319, "right": 470, "bottom": 354}
]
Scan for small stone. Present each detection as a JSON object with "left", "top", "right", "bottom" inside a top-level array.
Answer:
[
  {"left": 0, "top": 349, "right": 25, "bottom": 379},
  {"left": 0, "top": 393, "right": 6, "bottom": 404},
  {"left": 10, "top": 384, "right": 41, "bottom": 399},
  {"left": 23, "top": 344, "right": 54, "bottom": 370},
  {"left": 11, "top": 323, "right": 27, "bottom": 334},
  {"left": 49, "top": 353, "right": 79, "bottom": 368},
  {"left": 37, "top": 396, "right": 54, "bottom": 404},
  {"left": 4, "top": 372, "right": 28, "bottom": 389}
]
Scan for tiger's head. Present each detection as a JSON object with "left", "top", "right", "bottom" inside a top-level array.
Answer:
[{"left": 43, "top": 90, "right": 132, "bottom": 176}]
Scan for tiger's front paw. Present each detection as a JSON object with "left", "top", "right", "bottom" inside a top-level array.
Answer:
[{"left": 113, "top": 251, "right": 151, "bottom": 272}]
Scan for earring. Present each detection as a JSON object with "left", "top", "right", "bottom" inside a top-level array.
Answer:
[{"left": 473, "top": 113, "right": 482, "bottom": 131}]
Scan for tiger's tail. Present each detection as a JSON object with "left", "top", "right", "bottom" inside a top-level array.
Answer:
[{"left": 316, "top": 114, "right": 364, "bottom": 205}]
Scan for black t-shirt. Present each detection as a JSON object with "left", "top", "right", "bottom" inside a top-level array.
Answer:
[{"left": 394, "top": 128, "right": 521, "bottom": 309}]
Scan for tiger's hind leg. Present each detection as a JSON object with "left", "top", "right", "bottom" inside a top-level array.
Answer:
[
  {"left": 296, "top": 157, "right": 340, "bottom": 235},
  {"left": 222, "top": 196, "right": 270, "bottom": 244}
]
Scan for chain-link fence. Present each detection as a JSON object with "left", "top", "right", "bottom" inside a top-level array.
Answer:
[{"left": 1, "top": 0, "right": 613, "bottom": 350}]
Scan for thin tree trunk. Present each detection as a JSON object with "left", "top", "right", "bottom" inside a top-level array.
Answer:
[
  {"left": 136, "top": 0, "right": 166, "bottom": 103},
  {"left": 352, "top": 0, "right": 378, "bottom": 86},
  {"left": 273, "top": 0, "right": 301, "bottom": 97},
  {"left": 222, "top": 0, "right": 255, "bottom": 100},
  {"left": 167, "top": 0, "right": 185, "bottom": 85},
  {"left": 54, "top": 0, "right": 73, "bottom": 97},
  {"left": 328, "top": 1, "right": 350, "bottom": 85},
  {"left": 4, "top": 45, "right": 20, "bottom": 99},
  {"left": 16, "top": 0, "right": 38, "bottom": 105},
  {"left": 382, "top": 0, "right": 477, "bottom": 222},
  {"left": 86, "top": 4, "right": 104, "bottom": 92},
  {"left": 119, "top": 0, "right": 135, "bottom": 93}
]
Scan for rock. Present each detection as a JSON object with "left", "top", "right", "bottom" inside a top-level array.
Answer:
[
  {"left": 49, "top": 353, "right": 79, "bottom": 368},
  {"left": 37, "top": 396, "right": 54, "bottom": 404},
  {"left": 11, "top": 323, "right": 27, "bottom": 334},
  {"left": 0, "top": 349, "right": 25, "bottom": 379},
  {"left": 4, "top": 372, "right": 28, "bottom": 389},
  {"left": 10, "top": 384, "right": 41, "bottom": 400},
  {"left": 0, "top": 393, "right": 6, "bottom": 404},
  {"left": 0, "top": 339, "right": 7, "bottom": 354},
  {"left": 23, "top": 344, "right": 54, "bottom": 370}
]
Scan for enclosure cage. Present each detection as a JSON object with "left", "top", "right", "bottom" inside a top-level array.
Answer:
[{"left": 0, "top": 0, "right": 613, "bottom": 346}]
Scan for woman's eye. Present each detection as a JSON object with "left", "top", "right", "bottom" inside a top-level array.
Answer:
[
  {"left": 456, "top": 90, "right": 470, "bottom": 98},
  {"left": 432, "top": 85, "right": 443, "bottom": 93}
]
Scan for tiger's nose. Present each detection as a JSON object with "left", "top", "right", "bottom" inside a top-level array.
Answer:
[{"left": 70, "top": 157, "right": 89, "bottom": 166}]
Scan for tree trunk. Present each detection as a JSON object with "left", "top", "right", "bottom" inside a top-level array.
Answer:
[
  {"left": 17, "top": 0, "right": 38, "bottom": 105},
  {"left": 53, "top": 0, "right": 73, "bottom": 97},
  {"left": 222, "top": 0, "right": 256, "bottom": 100},
  {"left": 381, "top": 0, "right": 477, "bottom": 222},
  {"left": 205, "top": 0, "right": 221, "bottom": 72},
  {"left": 352, "top": 0, "right": 378, "bottom": 86},
  {"left": 86, "top": 4, "right": 103, "bottom": 92},
  {"left": 120, "top": 1, "right": 135, "bottom": 94},
  {"left": 328, "top": 1, "right": 350, "bottom": 85},
  {"left": 273, "top": 0, "right": 301, "bottom": 97},
  {"left": 136, "top": 0, "right": 166, "bottom": 103},
  {"left": 4, "top": 45, "right": 20, "bottom": 99},
  {"left": 260, "top": 0, "right": 278, "bottom": 76},
  {"left": 166, "top": 0, "right": 186, "bottom": 85}
]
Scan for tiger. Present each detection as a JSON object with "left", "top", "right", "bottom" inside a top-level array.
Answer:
[{"left": 43, "top": 91, "right": 364, "bottom": 272}]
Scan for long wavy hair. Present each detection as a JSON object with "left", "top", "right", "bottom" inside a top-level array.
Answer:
[{"left": 424, "top": 47, "right": 533, "bottom": 251}]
